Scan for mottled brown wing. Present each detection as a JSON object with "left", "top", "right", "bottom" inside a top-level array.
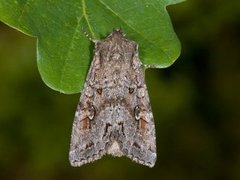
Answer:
[{"left": 69, "top": 29, "right": 156, "bottom": 167}]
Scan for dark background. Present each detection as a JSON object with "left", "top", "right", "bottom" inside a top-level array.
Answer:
[{"left": 0, "top": 0, "right": 240, "bottom": 179}]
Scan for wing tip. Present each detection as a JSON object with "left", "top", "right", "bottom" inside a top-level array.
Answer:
[{"left": 69, "top": 149, "right": 104, "bottom": 167}]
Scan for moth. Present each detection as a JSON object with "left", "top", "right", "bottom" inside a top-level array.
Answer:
[{"left": 69, "top": 29, "right": 156, "bottom": 167}]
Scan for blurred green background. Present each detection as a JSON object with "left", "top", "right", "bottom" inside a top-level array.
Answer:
[{"left": 0, "top": 0, "right": 240, "bottom": 179}]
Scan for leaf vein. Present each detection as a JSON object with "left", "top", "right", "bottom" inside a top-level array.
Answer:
[
  {"left": 18, "top": 0, "right": 31, "bottom": 23},
  {"left": 82, "top": 0, "right": 95, "bottom": 38},
  {"left": 59, "top": 15, "right": 83, "bottom": 89}
]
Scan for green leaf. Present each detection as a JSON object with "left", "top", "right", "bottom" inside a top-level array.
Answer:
[{"left": 0, "top": 0, "right": 184, "bottom": 94}]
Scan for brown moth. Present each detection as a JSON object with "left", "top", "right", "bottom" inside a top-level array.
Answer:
[{"left": 69, "top": 29, "right": 156, "bottom": 167}]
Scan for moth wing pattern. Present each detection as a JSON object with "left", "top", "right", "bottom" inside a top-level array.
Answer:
[
  {"left": 69, "top": 29, "right": 156, "bottom": 167},
  {"left": 69, "top": 53, "right": 108, "bottom": 166}
]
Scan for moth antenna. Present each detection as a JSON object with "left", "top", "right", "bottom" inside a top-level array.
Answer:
[{"left": 81, "top": 27, "right": 98, "bottom": 43}]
